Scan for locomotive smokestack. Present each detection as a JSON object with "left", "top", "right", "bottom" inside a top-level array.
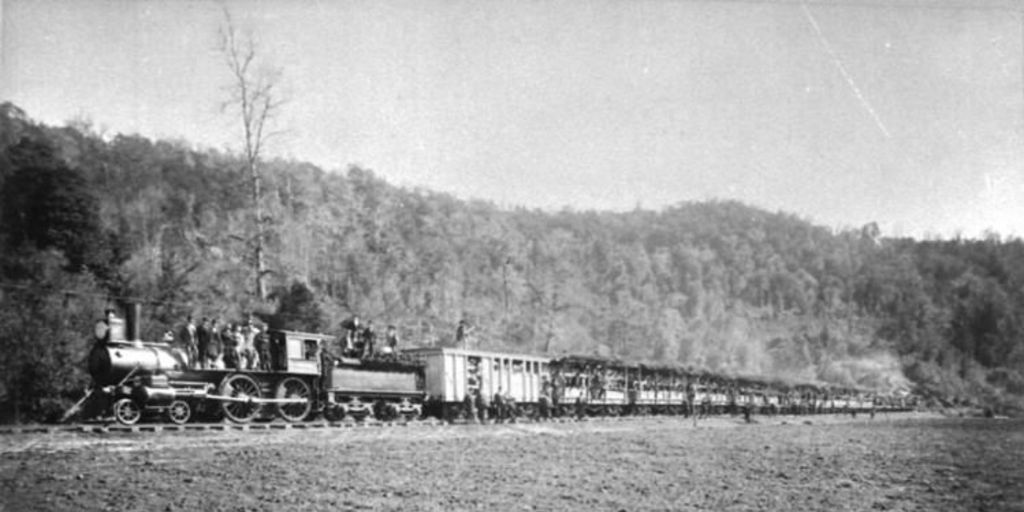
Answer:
[{"left": 125, "top": 302, "right": 141, "bottom": 341}]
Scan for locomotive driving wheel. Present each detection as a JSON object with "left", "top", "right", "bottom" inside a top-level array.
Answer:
[
  {"left": 167, "top": 400, "right": 191, "bottom": 425},
  {"left": 275, "top": 377, "right": 312, "bottom": 422},
  {"left": 219, "top": 373, "right": 262, "bottom": 423},
  {"left": 113, "top": 398, "right": 142, "bottom": 425}
]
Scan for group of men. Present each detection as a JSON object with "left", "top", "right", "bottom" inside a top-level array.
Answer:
[
  {"left": 460, "top": 385, "right": 583, "bottom": 423},
  {"left": 174, "top": 312, "right": 403, "bottom": 368},
  {"left": 461, "top": 387, "right": 526, "bottom": 423},
  {"left": 338, "top": 315, "right": 400, "bottom": 359},
  {"left": 174, "top": 314, "right": 270, "bottom": 371}
]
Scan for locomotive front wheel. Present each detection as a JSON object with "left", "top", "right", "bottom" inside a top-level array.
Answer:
[
  {"left": 219, "top": 373, "right": 262, "bottom": 423},
  {"left": 167, "top": 400, "right": 191, "bottom": 425},
  {"left": 275, "top": 377, "right": 312, "bottom": 422},
  {"left": 113, "top": 398, "right": 142, "bottom": 425}
]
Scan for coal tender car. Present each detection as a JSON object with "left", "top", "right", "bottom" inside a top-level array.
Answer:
[{"left": 87, "top": 309, "right": 424, "bottom": 425}]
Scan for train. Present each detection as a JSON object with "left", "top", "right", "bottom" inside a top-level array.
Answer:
[{"left": 82, "top": 307, "right": 915, "bottom": 425}]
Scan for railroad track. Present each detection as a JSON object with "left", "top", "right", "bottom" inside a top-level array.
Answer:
[
  {"left": 1, "top": 408, "right": 916, "bottom": 436},
  {"left": 0, "top": 415, "right": 643, "bottom": 435}
]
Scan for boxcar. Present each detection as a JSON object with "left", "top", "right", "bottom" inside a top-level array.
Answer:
[{"left": 404, "top": 347, "right": 551, "bottom": 419}]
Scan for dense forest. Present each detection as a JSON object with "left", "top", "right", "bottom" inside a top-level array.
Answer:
[{"left": 1, "top": 102, "right": 1022, "bottom": 422}]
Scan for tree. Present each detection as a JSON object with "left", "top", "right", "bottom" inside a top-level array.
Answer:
[
  {"left": 1, "top": 139, "right": 111, "bottom": 277},
  {"left": 268, "top": 281, "right": 325, "bottom": 332},
  {"left": 0, "top": 247, "right": 106, "bottom": 423},
  {"left": 219, "top": 9, "right": 284, "bottom": 300}
]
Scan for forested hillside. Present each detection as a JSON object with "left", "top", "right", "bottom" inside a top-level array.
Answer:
[{"left": 1, "top": 102, "right": 1022, "bottom": 422}]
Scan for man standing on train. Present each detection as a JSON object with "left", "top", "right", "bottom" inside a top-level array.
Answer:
[
  {"left": 178, "top": 314, "right": 198, "bottom": 368},
  {"left": 360, "top": 320, "right": 377, "bottom": 359},
  {"left": 93, "top": 308, "right": 118, "bottom": 345},
  {"left": 340, "top": 315, "right": 361, "bottom": 357},
  {"left": 381, "top": 325, "right": 400, "bottom": 354},
  {"left": 240, "top": 315, "right": 261, "bottom": 370},
  {"left": 196, "top": 317, "right": 211, "bottom": 369},
  {"left": 455, "top": 319, "right": 474, "bottom": 349}
]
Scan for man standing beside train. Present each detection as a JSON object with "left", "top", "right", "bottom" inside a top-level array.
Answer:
[
  {"left": 475, "top": 388, "right": 490, "bottom": 424},
  {"left": 493, "top": 388, "right": 506, "bottom": 423},
  {"left": 462, "top": 392, "right": 477, "bottom": 424}
]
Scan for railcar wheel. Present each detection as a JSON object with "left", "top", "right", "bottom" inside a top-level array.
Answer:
[
  {"left": 167, "top": 400, "right": 192, "bottom": 425},
  {"left": 275, "top": 377, "right": 312, "bottom": 422},
  {"left": 219, "top": 373, "right": 262, "bottom": 423},
  {"left": 519, "top": 404, "right": 537, "bottom": 419},
  {"left": 374, "top": 401, "right": 399, "bottom": 421},
  {"left": 113, "top": 398, "right": 142, "bottom": 425},
  {"left": 324, "top": 405, "right": 346, "bottom": 422}
]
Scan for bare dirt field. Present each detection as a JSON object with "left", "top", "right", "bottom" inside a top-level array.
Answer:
[{"left": 1, "top": 412, "right": 1022, "bottom": 512}]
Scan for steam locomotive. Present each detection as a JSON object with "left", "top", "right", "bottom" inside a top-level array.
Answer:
[
  {"left": 84, "top": 307, "right": 912, "bottom": 425},
  {"left": 87, "top": 306, "right": 424, "bottom": 425}
]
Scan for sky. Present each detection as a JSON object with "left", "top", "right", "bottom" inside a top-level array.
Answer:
[{"left": 2, "top": 0, "right": 1023, "bottom": 239}]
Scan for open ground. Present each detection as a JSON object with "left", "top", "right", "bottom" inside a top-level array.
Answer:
[{"left": 1, "top": 412, "right": 1022, "bottom": 512}]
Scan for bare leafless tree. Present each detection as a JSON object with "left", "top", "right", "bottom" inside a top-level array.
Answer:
[{"left": 218, "top": 9, "right": 284, "bottom": 300}]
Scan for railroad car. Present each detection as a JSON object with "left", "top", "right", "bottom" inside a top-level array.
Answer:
[
  {"left": 550, "top": 356, "right": 695, "bottom": 416},
  {"left": 404, "top": 347, "right": 550, "bottom": 420}
]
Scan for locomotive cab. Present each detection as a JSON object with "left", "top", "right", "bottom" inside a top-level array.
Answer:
[{"left": 266, "top": 330, "right": 324, "bottom": 375}]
